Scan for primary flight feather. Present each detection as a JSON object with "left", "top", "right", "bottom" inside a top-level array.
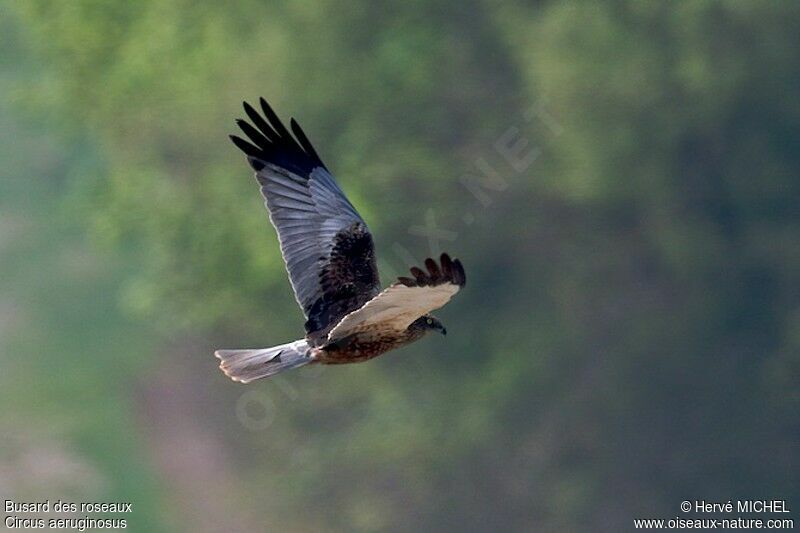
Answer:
[{"left": 217, "top": 98, "right": 466, "bottom": 383}]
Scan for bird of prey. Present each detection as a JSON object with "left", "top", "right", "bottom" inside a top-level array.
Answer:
[{"left": 216, "top": 98, "right": 466, "bottom": 383}]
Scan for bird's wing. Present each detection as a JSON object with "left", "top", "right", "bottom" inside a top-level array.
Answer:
[
  {"left": 327, "top": 254, "right": 466, "bottom": 341},
  {"left": 230, "top": 98, "right": 380, "bottom": 334}
]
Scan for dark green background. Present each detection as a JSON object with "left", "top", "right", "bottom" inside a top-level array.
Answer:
[{"left": 2, "top": 1, "right": 797, "bottom": 531}]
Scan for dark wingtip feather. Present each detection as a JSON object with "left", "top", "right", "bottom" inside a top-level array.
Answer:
[
  {"left": 452, "top": 259, "right": 466, "bottom": 286},
  {"left": 290, "top": 117, "right": 325, "bottom": 169},
  {"left": 424, "top": 258, "right": 441, "bottom": 280},
  {"left": 243, "top": 101, "right": 277, "bottom": 142},
  {"left": 236, "top": 118, "right": 271, "bottom": 149},
  {"left": 230, "top": 98, "right": 328, "bottom": 176},
  {"left": 260, "top": 97, "right": 292, "bottom": 139},
  {"left": 397, "top": 254, "right": 466, "bottom": 288},
  {"left": 440, "top": 253, "right": 454, "bottom": 278},
  {"left": 410, "top": 266, "right": 428, "bottom": 284},
  {"left": 229, "top": 135, "right": 261, "bottom": 158}
]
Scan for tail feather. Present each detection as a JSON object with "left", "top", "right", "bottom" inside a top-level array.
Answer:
[{"left": 215, "top": 339, "right": 311, "bottom": 383}]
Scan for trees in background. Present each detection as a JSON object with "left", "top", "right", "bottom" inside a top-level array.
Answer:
[{"left": 5, "top": 1, "right": 798, "bottom": 530}]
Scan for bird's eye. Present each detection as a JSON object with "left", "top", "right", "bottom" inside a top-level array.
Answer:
[{"left": 426, "top": 318, "right": 433, "bottom": 325}]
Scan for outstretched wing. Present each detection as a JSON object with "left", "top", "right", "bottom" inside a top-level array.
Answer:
[
  {"left": 230, "top": 98, "right": 380, "bottom": 335},
  {"left": 327, "top": 254, "right": 466, "bottom": 341}
]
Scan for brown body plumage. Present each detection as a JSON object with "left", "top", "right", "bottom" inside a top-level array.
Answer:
[{"left": 311, "top": 321, "right": 428, "bottom": 364}]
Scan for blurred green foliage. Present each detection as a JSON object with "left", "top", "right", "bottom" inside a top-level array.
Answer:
[{"left": 2, "top": 1, "right": 798, "bottom": 531}]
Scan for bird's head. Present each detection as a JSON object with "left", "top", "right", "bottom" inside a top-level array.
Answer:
[{"left": 416, "top": 314, "right": 447, "bottom": 335}]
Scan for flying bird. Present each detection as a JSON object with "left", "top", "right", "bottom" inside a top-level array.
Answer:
[{"left": 216, "top": 98, "right": 466, "bottom": 383}]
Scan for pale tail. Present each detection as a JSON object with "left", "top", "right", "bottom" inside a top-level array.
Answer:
[{"left": 215, "top": 339, "right": 311, "bottom": 383}]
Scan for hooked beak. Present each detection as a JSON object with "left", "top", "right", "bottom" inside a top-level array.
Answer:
[{"left": 440, "top": 327, "right": 447, "bottom": 336}]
